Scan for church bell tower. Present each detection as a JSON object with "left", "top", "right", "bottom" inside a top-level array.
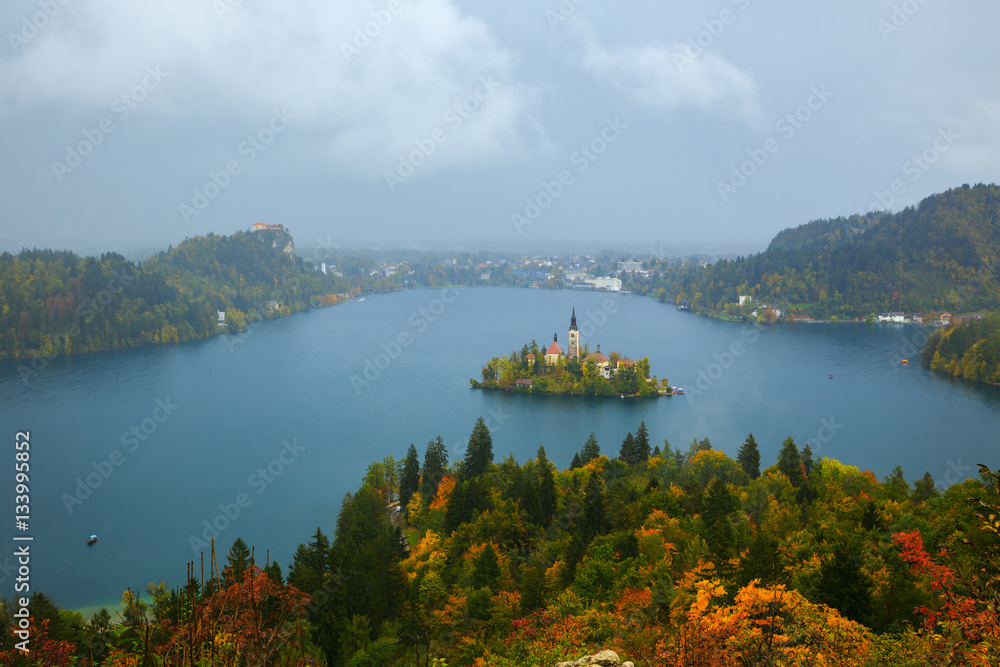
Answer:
[{"left": 567, "top": 307, "right": 580, "bottom": 361}]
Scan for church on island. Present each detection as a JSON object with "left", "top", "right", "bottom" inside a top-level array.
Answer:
[
  {"left": 472, "top": 306, "right": 664, "bottom": 396},
  {"left": 542, "top": 308, "right": 634, "bottom": 380}
]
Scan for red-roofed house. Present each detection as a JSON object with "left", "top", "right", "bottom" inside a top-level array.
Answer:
[{"left": 583, "top": 351, "right": 611, "bottom": 378}]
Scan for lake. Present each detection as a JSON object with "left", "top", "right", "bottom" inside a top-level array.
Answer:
[{"left": 2, "top": 286, "right": 999, "bottom": 611}]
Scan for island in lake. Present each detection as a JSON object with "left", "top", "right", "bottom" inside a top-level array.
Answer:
[{"left": 471, "top": 307, "right": 671, "bottom": 396}]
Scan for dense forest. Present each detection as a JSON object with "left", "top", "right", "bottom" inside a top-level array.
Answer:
[
  {"left": 4, "top": 419, "right": 997, "bottom": 666},
  {"left": 472, "top": 342, "right": 666, "bottom": 396},
  {"left": 0, "top": 229, "right": 347, "bottom": 366},
  {"left": 922, "top": 311, "right": 1000, "bottom": 384},
  {"left": 654, "top": 184, "right": 1000, "bottom": 319}
]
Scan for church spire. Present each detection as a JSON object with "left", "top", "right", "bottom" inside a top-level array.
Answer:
[
  {"left": 553, "top": 332, "right": 557, "bottom": 343},
  {"left": 570, "top": 306, "right": 577, "bottom": 331}
]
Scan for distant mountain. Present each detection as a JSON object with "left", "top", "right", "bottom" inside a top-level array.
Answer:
[{"left": 667, "top": 184, "right": 1000, "bottom": 318}]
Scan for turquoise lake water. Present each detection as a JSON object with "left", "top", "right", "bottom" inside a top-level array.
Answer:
[{"left": 1, "top": 286, "right": 998, "bottom": 610}]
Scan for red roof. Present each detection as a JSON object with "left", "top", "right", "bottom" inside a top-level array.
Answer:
[
  {"left": 584, "top": 352, "right": 608, "bottom": 363},
  {"left": 618, "top": 358, "right": 635, "bottom": 366},
  {"left": 546, "top": 342, "right": 563, "bottom": 355}
]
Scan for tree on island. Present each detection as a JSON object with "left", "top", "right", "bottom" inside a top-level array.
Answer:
[
  {"left": 581, "top": 433, "right": 601, "bottom": 464},
  {"left": 463, "top": 417, "right": 494, "bottom": 478},
  {"left": 737, "top": 433, "right": 761, "bottom": 479}
]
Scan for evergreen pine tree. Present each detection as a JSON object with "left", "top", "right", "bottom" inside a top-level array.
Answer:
[
  {"left": 583, "top": 472, "right": 607, "bottom": 537},
  {"left": 912, "top": 471, "right": 938, "bottom": 502},
  {"left": 308, "top": 527, "right": 330, "bottom": 575},
  {"left": 581, "top": 433, "right": 601, "bottom": 464},
  {"left": 619, "top": 432, "right": 637, "bottom": 465},
  {"left": 816, "top": 543, "right": 874, "bottom": 624},
  {"left": 420, "top": 436, "right": 449, "bottom": 498},
  {"left": 536, "top": 445, "right": 558, "bottom": 525},
  {"left": 399, "top": 443, "right": 421, "bottom": 512},
  {"left": 776, "top": 436, "right": 804, "bottom": 487},
  {"left": 801, "top": 443, "right": 815, "bottom": 476},
  {"left": 673, "top": 448, "right": 686, "bottom": 469},
  {"left": 471, "top": 543, "right": 502, "bottom": 590},
  {"left": 288, "top": 543, "right": 319, "bottom": 593},
  {"left": 464, "top": 416, "right": 494, "bottom": 478},
  {"left": 266, "top": 561, "right": 283, "bottom": 584},
  {"left": 317, "top": 486, "right": 408, "bottom": 663},
  {"left": 737, "top": 433, "right": 761, "bottom": 479},
  {"left": 223, "top": 537, "right": 252, "bottom": 587},
  {"left": 652, "top": 444, "right": 661, "bottom": 457},
  {"left": 737, "top": 532, "right": 784, "bottom": 588},
  {"left": 570, "top": 451, "right": 583, "bottom": 469},
  {"left": 445, "top": 479, "right": 469, "bottom": 533},
  {"left": 635, "top": 421, "right": 651, "bottom": 462},
  {"left": 703, "top": 479, "right": 737, "bottom": 528}
]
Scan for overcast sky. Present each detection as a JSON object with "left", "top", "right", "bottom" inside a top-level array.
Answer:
[{"left": 1, "top": 0, "right": 998, "bottom": 257}]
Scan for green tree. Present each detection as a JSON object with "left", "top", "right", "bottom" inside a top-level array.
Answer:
[
  {"left": 317, "top": 486, "right": 408, "bottom": 663},
  {"left": 912, "top": 471, "right": 939, "bottom": 503},
  {"left": 445, "top": 479, "right": 469, "bottom": 533},
  {"left": 308, "top": 527, "right": 330, "bottom": 575},
  {"left": 399, "top": 443, "right": 421, "bottom": 512},
  {"left": 471, "top": 543, "right": 502, "bottom": 590},
  {"left": 737, "top": 433, "right": 761, "bottom": 479},
  {"left": 570, "top": 452, "right": 583, "bottom": 469},
  {"left": 223, "top": 537, "right": 252, "bottom": 587},
  {"left": 801, "top": 443, "right": 815, "bottom": 476},
  {"left": 536, "top": 445, "right": 558, "bottom": 525},
  {"left": 583, "top": 472, "right": 608, "bottom": 537},
  {"left": 634, "top": 421, "right": 651, "bottom": 462},
  {"left": 737, "top": 532, "right": 784, "bottom": 588},
  {"left": 619, "top": 432, "right": 637, "bottom": 466},
  {"left": 815, "top": 543, "right": 874, "bottom": 625},
  {"left": 266, "top": 561, "right": 283, "bottom": 584},
  {"left": 702, "top": 479, "right": 737, "bottom": 529},
  {"left": 776, "top": 436, "right": 804, "bottom": 487},
  {"left": 420, "top": 436, "right": 449, "bottom": 498},
  {"left": 581, "top": 433, "right": 601, "bottom": 464},
  {"left": 463, "top": 416, "right": 494, "bottom": 478},
  {"left": 882, "top": 464, "right": 910, "bottom": 502},
  {"left": 287, "top": 543, "right": 320, "bottom": 593}
]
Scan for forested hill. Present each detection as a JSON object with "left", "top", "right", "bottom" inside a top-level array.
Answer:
[
  {"left": 921, "top": 310, "right": 1000, "bottom": 384},
  {"left": 668, "top": 183, "right": 1000, "bottom": 319},
  {"left": 0, "top": 228, "right": 344, "bottom": 363}
]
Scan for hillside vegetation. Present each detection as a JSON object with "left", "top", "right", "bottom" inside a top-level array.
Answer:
[
  {"left": 664, "top": 184, "right": 1000, "bottom": 319},
  {"left": 2, "top": 420, "right": 997, "bottom": 665},
  {"left": 0, "top": 229, "right": 345, "bottom": 366},
  {"left": 922, "top": 311, "right": 1000, "bottom": 384}
]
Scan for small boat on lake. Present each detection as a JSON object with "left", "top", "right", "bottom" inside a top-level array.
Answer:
[{"left": 87, "top": 535, "right": 98, "bottom": 545}]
